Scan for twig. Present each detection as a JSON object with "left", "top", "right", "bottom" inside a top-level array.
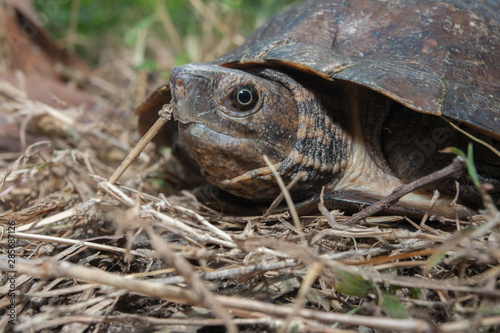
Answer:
[
  {"left": 12, "top": 232, "right": 148, "bottom": 259},
  {"left": 21, "top": 283, "right": 100, "bottom": 298},
  {"left": 318, "top": 186, "right": 349, "bottom": 230},
  {"left": 17, "top": 199, "right": 98, "bottom": 232},
  {"left": 18, "top": 314, "right": 282, "bottom": 331},
  {"left": 281, "top": 261, "right": 323, "bottom": 333},
  {"left": 444, "top": 119, "right": 500, "bottom": 158},
  {"left": 96, "top": 116, "right": 167, "bottom": 201},
  {"left": 156, "top": 259, "right": 299, "bottom": 285},
  {"left": 173, "top": 205, "right": 234, "bottom": 243},
  {"left": 344, "top": 157, "right": 465, "bottom": 224},
  {"left": 264, "top": 171, "right": 306, "bottom": 217},
  {"left": 263, "top": 155, "right": 303, "bottom": 237}
]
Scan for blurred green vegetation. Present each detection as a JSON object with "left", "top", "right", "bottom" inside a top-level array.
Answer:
[{"left": 34, "top": 0, "right": 300, "bottom": 70}]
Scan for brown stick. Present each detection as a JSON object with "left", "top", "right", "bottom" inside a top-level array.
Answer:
[
  {"left": 344, "top": 157, "right": 466, "bottom": 225},
  {"left": 95, "top": 106, "right": 171, "bottom": 202}
]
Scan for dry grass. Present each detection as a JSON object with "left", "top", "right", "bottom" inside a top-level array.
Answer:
[{"left": 1, "top": 2, "right": 500, "bottom": 333}]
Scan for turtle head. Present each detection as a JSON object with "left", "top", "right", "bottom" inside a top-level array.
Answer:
[{"left": 170, "top": 63, "right": 300, "bottom": 199}]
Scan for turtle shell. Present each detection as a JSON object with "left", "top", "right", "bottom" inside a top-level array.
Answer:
[
  {"left": 138, "top": 0, "right": 500, "bottom": 139},
  {"left": 137, "top": 0, "right": 500, "bottom": 139},
  {"left": 212, "top": 0, "right": 500, "bottom": 140}
]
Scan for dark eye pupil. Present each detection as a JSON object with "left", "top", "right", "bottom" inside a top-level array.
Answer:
[
  {"left": 237, "top": 89, "right": 252, "bottom": 105},
  {"left": 230, "top": 85, "right": 259, "bottom": 112}
]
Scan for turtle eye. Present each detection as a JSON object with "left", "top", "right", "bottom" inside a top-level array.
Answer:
[{"left": 230, "top": 85, "right": 259, "bottom": 111}]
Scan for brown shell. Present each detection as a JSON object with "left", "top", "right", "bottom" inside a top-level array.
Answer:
[
  {"left": 213, "top": 0, "right": 500, "bottom": 140},
  {"left": 138, "top": 0, "right": 500, "bottom": 140}
]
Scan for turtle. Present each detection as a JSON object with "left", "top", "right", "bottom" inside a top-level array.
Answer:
[{"left": 136, "top": 0, "right": 500, "bottom": 217}]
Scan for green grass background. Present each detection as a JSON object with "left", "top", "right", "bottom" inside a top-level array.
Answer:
[{"left": 34, "top": 0, "right": 300, "bottom": 71}]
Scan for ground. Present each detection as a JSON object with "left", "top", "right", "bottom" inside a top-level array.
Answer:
[{"left": 0, "top": 1, "right": 499, "bottom": 332}]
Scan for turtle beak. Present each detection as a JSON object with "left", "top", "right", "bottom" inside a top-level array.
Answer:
[{"left": 169, "top": 65, "right": 212, "bottom": 125}]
